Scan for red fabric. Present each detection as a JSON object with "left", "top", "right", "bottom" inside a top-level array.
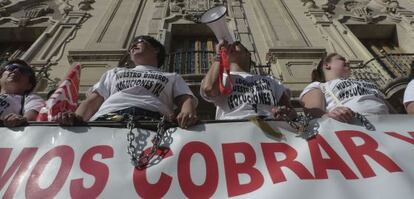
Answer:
[
  {"left": 218, "top": 49, "right": 233, "bottom": 95},
  {"left": 36, "top": 64, "right": 81, "bottom": 121}
]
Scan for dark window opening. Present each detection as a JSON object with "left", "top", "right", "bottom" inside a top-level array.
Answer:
[
  {"left": 348, "top": 24, "right": 411, "bottom": 78},
  {"left": 0, "top": 27, "right": 46, "bottom": 66},
  {"left": 166, "top": 24, "right": 217, "bottom": 75}
]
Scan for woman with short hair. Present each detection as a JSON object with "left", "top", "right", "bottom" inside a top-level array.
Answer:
[{"left": 0, "top": 59, "right": 45, "bottom": 127}]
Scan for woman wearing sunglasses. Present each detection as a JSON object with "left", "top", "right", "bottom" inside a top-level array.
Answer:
[
  {"left": 56, "top": 35, "right": 198, "bottom": 128},
  {"left": 0, "top": 59, "right": 45, "bottom": 127}
]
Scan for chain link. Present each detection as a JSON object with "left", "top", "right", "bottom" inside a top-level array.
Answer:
[
  {"left": 283, "top": 112, "right": 318, "bottom": 140},
  {"left": 353, "top": 112, "right": 376, "bottom": 131},
  {"left": 125, "top": 109, "right": 375, "bottom": 167},
  {"left": 278, "top": 106, "right": 375, "bottom": 140},
  {"left": 126, "top": 115, "right": 169, "bottom": 169}
]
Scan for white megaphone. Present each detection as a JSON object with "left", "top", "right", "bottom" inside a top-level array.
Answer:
[{"left": 200, "top": 5, "right": 235, "bottom": 43}]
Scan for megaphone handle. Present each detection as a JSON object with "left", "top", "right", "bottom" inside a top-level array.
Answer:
[{"left": 218, "top": 49, "right": 233, "bottom": 95}]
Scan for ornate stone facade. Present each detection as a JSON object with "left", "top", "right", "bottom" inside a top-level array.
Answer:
[{"left": 1, "top": 0, "right": 413, "bottom": 116}]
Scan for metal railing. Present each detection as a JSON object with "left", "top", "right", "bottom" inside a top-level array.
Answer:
[
  {"left": 356, "top": 53, "right": 414, "bottom": 76},
  {"left": 165, "top": 50, "right": 215, "bottom": 74},
  {"left": 352, "top": 53, "right": 414, "bottom": 87},
  {"left": 165, "top": 50, "right": 271, "bottom": 76}
]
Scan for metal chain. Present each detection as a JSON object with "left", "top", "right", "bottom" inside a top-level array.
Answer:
[
  {"left": 354, "top": 112, "right": 376, "bottom": 131},
  {"left": 282, "top": 112, "right": 319, "bottom": 140},
  {"left": 126, "top": 115, "right": 168, "bottom": 169},
  {"left": 278, "top": 107, "right": 376, "bottom": 139}
]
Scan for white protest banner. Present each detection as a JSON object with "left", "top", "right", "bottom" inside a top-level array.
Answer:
[{"left": 0, "top": 115, "right": 413, "bottom": 198}]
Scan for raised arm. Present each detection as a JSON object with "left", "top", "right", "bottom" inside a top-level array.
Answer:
[{"left": 200, "top": 40, "right": 228, "bottom": 97}]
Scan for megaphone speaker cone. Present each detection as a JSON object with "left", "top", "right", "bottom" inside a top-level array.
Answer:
[
  {"left": 200, "top": 5, "right": 227, "bottom": 23},
  {"left": 200, "top": 5, "right": 235, "bottom": 43}
]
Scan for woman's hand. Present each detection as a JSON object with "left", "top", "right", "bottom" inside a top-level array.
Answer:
[
  {"left": 176, "top": 110, "right": 198, "bottom": 129},
  {"left": 272, "top": 106, "right": 297, "bottom": 121},
  {"left": 215, "top": 40, "right": 229, "bottom": 55},
  {"left": 55, "top": 111, "right": 84, "bottom": 126},
  {"left": 326, "top": 106, "right": 354, "bottom": 123},
  {"left": 2, "top": 113, "right": 27, "bottom": 127}
]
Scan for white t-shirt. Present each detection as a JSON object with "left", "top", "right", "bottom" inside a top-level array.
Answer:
[
  {"left": 0, "top": 94, "right": 45, "bottom": 119},
  {"left": 403, "top": 80, "right": 414, "bottom": 107},
  {"left": 200, "top": 71, "right": 286, "bottom": 120},
  {"left": 89, "top": 65, "right": 196, "bottom": 121},
  {"left": 300, "top": 79, "right": 389, "bottom": 115}
]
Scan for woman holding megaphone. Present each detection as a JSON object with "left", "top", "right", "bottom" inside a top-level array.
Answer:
[{"left": 200, "top": 40, "right": 296, "bottom": 120}]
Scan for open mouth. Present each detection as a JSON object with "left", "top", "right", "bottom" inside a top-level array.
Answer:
[
  {"left": 7, "top": 73, "right": 19, "bottom": 81},
  {"left": 131, "top": 46, "right": 142, "bottom": 54}
]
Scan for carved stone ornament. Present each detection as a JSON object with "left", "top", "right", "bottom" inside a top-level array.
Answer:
[
  {"left": 23, "top": 4, "right": 54, "bottom": 19},
  {"left": 310, "top": 0, "right": 405, "bottom": 23},
  {"left": 170, "top": 0, "right": 185, "bottom": 13},
  {"left": 17, "top": 3, "right": 54, "bottom": 26},
  {"left": 0, "top": 0, "right": 11, "bottom": 7},
  {"left": 58, "top": 0, "right": 73, "bottom": 15},
  {"left": 301, "top": 0, "right": 317, "bottom": 9},
  {"left": 168, "top": 0, "right": 227, "bottom": 23},
  {"left": 344, "top": 1, "right": 378, "bottom": 23},
  {"left": 78, "top": 0, "right": 95, "bottom": 11},
  {"left": 321, "top": 0, "right": 336, "bottom": 13}
]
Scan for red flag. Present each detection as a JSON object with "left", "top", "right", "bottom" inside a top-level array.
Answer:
[{"left": 37, "top": 64, "right": 81, "bottom": 121}]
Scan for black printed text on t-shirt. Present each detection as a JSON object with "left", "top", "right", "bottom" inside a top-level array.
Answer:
[
  {"left": 115, "top": 70, "right": 169, "bottom": 97},
  {"left": 0, "top": 94, "right": 11, "bottom": 116},
  {"left": 334, "top": 80, "right": 379, "bottom": 101},
  {"left": 227, "top": 77, "right": 276, "bottom": 110}
]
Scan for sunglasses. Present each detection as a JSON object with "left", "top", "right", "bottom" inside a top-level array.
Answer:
[
  {"left": 4, "top": 64, "right": 33, "bottom": 75},
  {"left": 129, "top": 38, "right": 151, "bottom": 50}
]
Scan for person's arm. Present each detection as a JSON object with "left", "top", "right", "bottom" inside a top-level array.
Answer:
[
  {"left": 301, "top": 89, "right": 353, "bottom": 123},
  {"left": 174, "top": 94, "right": 198, "bottom": 128},
  {"left": 301, "top": 89, "right": 326, "bottom": 118},
  {"left": 24, "top": 110, "right": 38, "bottom": 121},
  {"left": 404, "top": 81, "right": 414, "bottom": 114},
  {"left": 201, "top": 62, "right": 220, "bottom": 97},
  {"left": 1, "top": 109, "right": 39, "bottom": 127},
  {"left": 200, "top": 40, "right": 227, "bottom": 97},
  {"left": 406, "top": 101, "right": 414, "bottom": 114},
  {"left": 272, "top": 91, "right": 297, "bottom": 120},
  {"left": 56, "top": 92, "right": 104, "bottom": 125},
  {"left": 1, "top": 94, "right": 44, "bottom": 127},
  {"left": 76, "top": 92, "right": 104, "bottom": 121}
]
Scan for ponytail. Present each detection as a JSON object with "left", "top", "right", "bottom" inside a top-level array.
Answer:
[{"left": 311, "top": 59, "right": 326, "bottom": 82}]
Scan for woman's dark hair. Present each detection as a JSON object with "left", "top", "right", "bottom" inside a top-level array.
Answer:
[
  {"left": 236, "top": 41, "right": 252, "bottom": 71},
  {"left": 311, "top": 53, "right": 340, "bottom": 83},
  {"left": 129, "top": 35, "right": 166, "bottom": 68},
  {"left": 0, "top": 59, "right": 37, "bottom": 94}
]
